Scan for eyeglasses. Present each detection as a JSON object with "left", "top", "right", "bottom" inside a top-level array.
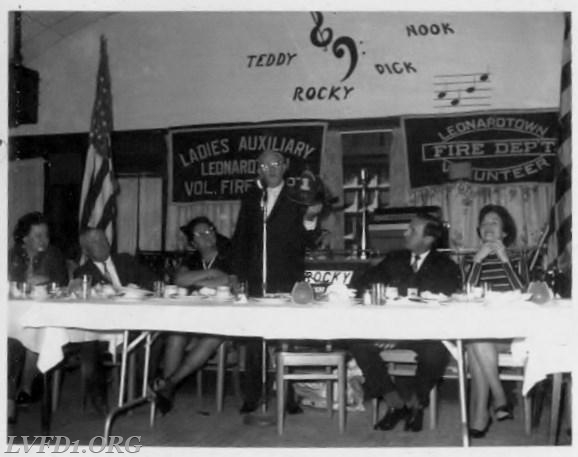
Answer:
[
  {"left": 259, "top": 161, "right": 284, "bottom": 171},
  {"left": 193, "top": 228, "right": 215, "bottom": 238}
]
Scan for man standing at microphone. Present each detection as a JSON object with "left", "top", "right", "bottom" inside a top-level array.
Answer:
[{"left": 231, "top": 149, "right": 322, "bottom": 414}]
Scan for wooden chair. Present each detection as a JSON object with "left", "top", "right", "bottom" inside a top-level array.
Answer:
[
  {"left": 195, "top": 341, "right": 242, "bottom": 412},
  {"left": 276, "top": 345, "right": 347, "bottom": 435},
  {"left": 531, "top": 373, "right": 572, "bottom": 444}
]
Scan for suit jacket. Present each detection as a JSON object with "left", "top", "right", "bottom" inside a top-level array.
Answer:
[
  {"left": 351, "top": 249, "right": 462, "bottom": 296},
  {"left": 231, "top": 184, "right": 319, "bottom": 296},
  {"left": 73, "top": 253, "right": 158, "bottom": 291}
]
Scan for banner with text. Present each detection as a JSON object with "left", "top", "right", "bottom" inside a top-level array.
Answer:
[
  {"left": 403, "top": 112, "right": 559, "bottom": 188},
  {"left": 169, "top": 122, "right": 325, "bottom": 202}
]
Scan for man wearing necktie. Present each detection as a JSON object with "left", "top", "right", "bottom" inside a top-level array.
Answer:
[
  {"left": 72, "top": 227, "right": 159, "bottom": 413},
  {"left": 349, "top": 213, "right": 461, "bottom": 433},
  {"left": 74, "top": 228, "right": 157, "bottom": 291},
  {"left": 231, "top": 150, "right": 322, "bottom": 415}
]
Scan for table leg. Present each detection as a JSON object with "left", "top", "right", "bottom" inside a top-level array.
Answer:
[
  {"left": 128, "top": 354, "right": 136, "bottom": 403},
  {"left": 118, "top": 330, "right": 130, "bottom": 407},
  {"left": 104, "top": 331, "right": 154, "bottom": 442},
  {"left": 41, "top": 370, "right": 52, "bottom": 435},
  {"left": 549, "top": 373, "right": 562, "bottom": 445},
  {"left": 456, "top": 339, "right": 470, "bottom": 447}
]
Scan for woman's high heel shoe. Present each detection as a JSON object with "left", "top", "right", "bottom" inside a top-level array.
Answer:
[
  {"left": 469, "top": 417, "right": 493, "bottom": 439},
  {"left": 495, "top": 403, "right": 514, "bottom": 421},
  {"left": 152, "top": 378, "right": 175, "bottom": 415}
]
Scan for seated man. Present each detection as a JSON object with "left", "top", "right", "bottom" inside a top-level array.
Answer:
[
  {"left": 72, "top": 227, "right": 160, "bottom": 412},
  {"left": 74, "top": 227, "right": 158, "bottom": 291},
  {"left": 349, "top": 213, "right": 461, "bottom": 432}
]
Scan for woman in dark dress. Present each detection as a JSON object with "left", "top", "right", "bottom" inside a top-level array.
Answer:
[
  {"left": 465, "top": 205, "right": 526, "bottom": 438},
  {"left": 8, "top": 212, "right": 68, "bottom": 407},
  {"left": 154, "top": 216, "right": 234, "bottom": 414},
  {"left": 9, "top": 212, "right": 68, "bottom": 287}
]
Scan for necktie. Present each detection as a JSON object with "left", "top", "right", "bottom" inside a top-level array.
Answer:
[{"left": 411, "top": 254, "right": 420, "bottom": 273}]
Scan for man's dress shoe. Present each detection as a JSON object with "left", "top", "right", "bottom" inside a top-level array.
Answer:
[
  {"left": 239, "top": 401, "right": 259, "bottom": 414},
  {"left": 404, "top": 407, "right": 424, "bottom": 432},
  {"left": 286, "top": 402, "right": 304, "bottom": 415},
  {"left": 374, "top": 406, "right": 409, "bottom": 431},
  {"left": 16, "top": 391, "right": 33, "bottom": 406}
]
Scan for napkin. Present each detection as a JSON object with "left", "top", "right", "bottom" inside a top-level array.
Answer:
[
  {"left": 420, "top": 291, "right": 449, "bottom": 301},
  {"left": 119, "top": 285, "right": 152, "bottom": 299},
  {"left": 198, "top": 287, "right": 217, "bottom": 297},
  {"left": 326, "top": 283, "right": 356, "bottom": 300},
  {"left": 484, "top": 290, "right": 532, "bottom": 306}
]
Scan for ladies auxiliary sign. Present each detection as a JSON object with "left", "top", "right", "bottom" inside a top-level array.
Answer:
[
  {"left": 403, "top": 111, "right": 559, "bottom": 188},
  {"left": 169, "top": 122, "right": 325, "bottom": 202}
]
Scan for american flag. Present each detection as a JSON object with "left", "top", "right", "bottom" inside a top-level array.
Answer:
[
  {"left": 79, "top": 35, "right": 119, "bottom": 244},
  {"left": 546, "top": 13, "right": 572, "bottom": 273}
]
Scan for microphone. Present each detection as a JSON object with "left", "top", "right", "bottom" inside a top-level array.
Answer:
[{"left": 256, "top": 177, "right": 267, "bottom": 209}]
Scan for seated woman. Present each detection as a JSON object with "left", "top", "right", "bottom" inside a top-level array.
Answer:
[
  {"left": 8, "top": 212, "right": 68, "bottom": 406},
  {"left": 465, "top": 204, "right": 526, "bottom": 438},
  {"left": 154, "top": 216, "right": 234, "bottom": 414}
]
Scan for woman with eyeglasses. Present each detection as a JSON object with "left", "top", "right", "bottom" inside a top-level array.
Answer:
[{"left": 154, "top": 216, "right": 233, "bottom": 414}]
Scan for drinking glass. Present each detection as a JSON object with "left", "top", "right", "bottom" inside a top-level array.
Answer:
[
  {"left": 81, "top": 274, "right": 92, "bottom": 300},
  {"left": 154, "top": 280, "right": 165, "bottom": 298},
  {"left": 233, "top": 280, "right": 248, "bottom": 301}
]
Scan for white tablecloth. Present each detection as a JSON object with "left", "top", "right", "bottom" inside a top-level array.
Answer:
[
  {"left": 10, "top": 297, "right": 574, "bottom": 390},
  {"left": 8, "top": 299, "right": 122, "bottom": 372}
]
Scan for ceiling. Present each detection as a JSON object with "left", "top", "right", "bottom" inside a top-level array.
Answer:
[{"left": 9, "top": 11, "right": 116, "bottom": 64}]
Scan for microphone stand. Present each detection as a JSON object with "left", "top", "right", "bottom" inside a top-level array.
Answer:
[
  {"left": 359, "top": 168, "right": 368, "bottom": 260},
  {"left": 262, "top": 187, "right": 267, "bottom": 298},
  {"left": 244, "top": 185, "right": 275, "bottom": 426}
]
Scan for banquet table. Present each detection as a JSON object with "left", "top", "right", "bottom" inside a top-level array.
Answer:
[{"left": 10, "top": 295, "right": 574, "bottom": 446}]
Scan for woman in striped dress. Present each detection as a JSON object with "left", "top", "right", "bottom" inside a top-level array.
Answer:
[{"left": 465, "top": 204, "right": 526, "bottom": 438}]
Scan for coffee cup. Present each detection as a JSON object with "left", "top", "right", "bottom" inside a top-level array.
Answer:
[
  {"left": 216, "top": 286, "right": 231, "bottom": 300},
  {"left": 31, "top": 285, "right": 48, "bottom": 300},
  {"left": 472, "top": 286, "right": 484, "bottom": 299},
  {"left": 164, "top": 285, "right": 178, "bottom": 298}
]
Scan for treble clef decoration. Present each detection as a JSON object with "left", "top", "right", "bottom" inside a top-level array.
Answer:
[
  {"left": 309, "top": 12, "right": 359, "bottom": 82},
  {"left": 310, "top": 12, "right": 333, "bottom": 50}
]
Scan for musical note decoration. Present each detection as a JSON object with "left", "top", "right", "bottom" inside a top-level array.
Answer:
[
  {"left": 433, "top": 70, "right": 492, "bottom": 109},
  {"left": 450, "top": 90, "right": 461, "bottom": 106},
  {"left": 309, "top": 12, "right": 359, "bottom": 82},
  {"left": 437, "top": 84, "right": 448, "bottom": 100}
]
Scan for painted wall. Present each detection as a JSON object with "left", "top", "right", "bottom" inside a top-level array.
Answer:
[{"left": 12, "top": 11, "right": 564, "bottom": 136}]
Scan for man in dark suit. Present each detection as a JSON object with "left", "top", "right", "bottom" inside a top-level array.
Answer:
[
  {"left": 350, "top": 213, "right": 461, "bottom": 433},
  {"left": 74, "top": 228, "right": 158, "bottom": 291},
  {"left": 72, "top": 227, "right": 159, "bottom": 413},
  {"left": 231, "top": 150, "right": 321, "bottom": 414}
]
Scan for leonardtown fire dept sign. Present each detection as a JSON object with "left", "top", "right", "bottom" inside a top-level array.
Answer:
[{"left": 403, "top": 111, "right": 558, "bottom": 187}]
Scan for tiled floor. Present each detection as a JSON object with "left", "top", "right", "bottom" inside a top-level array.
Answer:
[{"left": 7, "top": 371, "right": 572, "bottom": 448}]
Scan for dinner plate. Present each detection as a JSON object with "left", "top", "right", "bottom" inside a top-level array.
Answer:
[
  {"left": 386, "top": 298, "right": 442, "bottom": 307},
  {"left": 251, "top": 297, "right": 292, "bottom": 305},
  {"left": 118, "top": 287, "right": 154, "bottom": 299},
  {"left": 111, "top": 296, "right": 151, "bottom": 303},
  {"left": 163, "top": 295, "right": 196, "bottom": 300}
]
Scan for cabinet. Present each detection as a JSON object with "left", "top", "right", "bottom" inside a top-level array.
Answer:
[{"left": 340, "top": 130, "right": 393, "bottom": 251}]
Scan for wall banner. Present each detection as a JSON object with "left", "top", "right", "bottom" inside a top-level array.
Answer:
[
  {"left": 403, "top": 112, "right": 559, "bottom": 188},
  {"left": 169, "top": 122, "right": 326, "bottom": 202}
]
